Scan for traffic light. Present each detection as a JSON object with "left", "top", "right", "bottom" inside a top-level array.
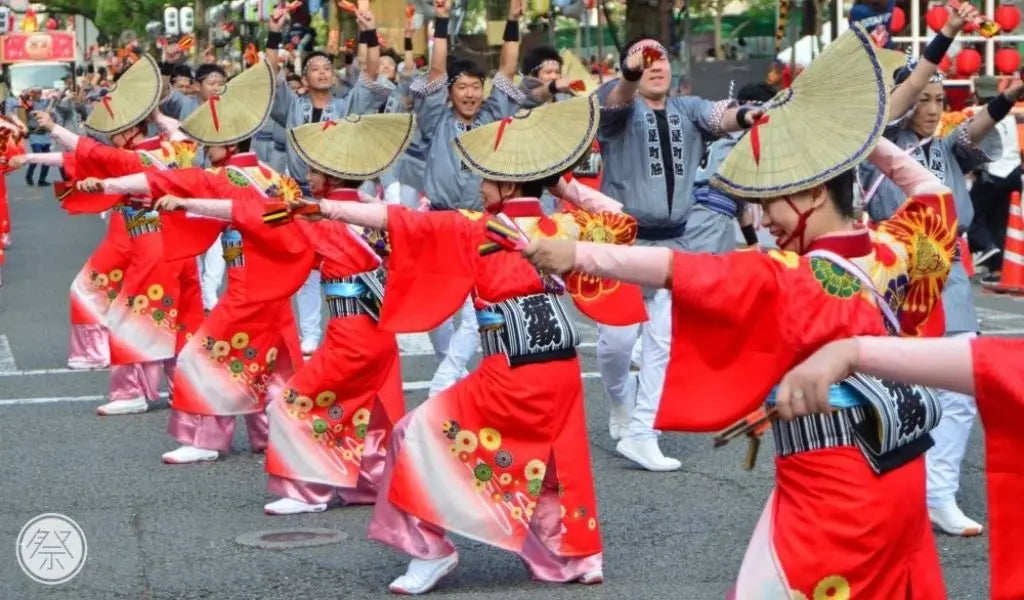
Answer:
[
  {"left": 164, "top": 6, "right": 180, "bottom": 36},
  {"left": 179, "top": 7, "right": 194, "bottom": 34}
]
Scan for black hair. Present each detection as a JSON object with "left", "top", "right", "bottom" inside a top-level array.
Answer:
[
  {"left": 824, "top": 169, "right": 855, "bottom": 219},
  {"left": 520, "top": 171, "right": 565, "bottom": 198},
  {"left": 893, "top": 66, "right": 913, "bottom": 86},
  {"left": 286, "top": 73, "right": 302, "bottom": 83},
  {"left": 304, "top": 51, "right": 332, "bottom": 71},
  {"left": 195, "top": 64, "right": 227, "bottom": 82},
  {"left": 380, "top": 48, "right": 401, "bottom": 66},
  {"left": 522, "top": 45, "right": 562, "bottom": 76},
  {"left": 447, "top": 58, "right": 485, "bottom": 88},
  {"left": 619, "top": 34, "right": 657, "bottom": 63},
  {"left": 737, "top": 82, "right": 776, "bottom": 104},
  {"left": 236, "top": 137, "right": 252, "bottom": 153},
  {"left": 170, "top": 63, "right": 194, "bottom": 83}
]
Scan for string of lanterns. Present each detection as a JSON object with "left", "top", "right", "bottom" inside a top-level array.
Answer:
[{"left": 889, "top": 3, "right": 1021, "bottom": 76}]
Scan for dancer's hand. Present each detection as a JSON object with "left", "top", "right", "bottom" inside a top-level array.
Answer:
[
  {"left": 286, "top": 197, "right": 324, "bottom": 220},
  {"left": 76, "top": 177, "right": 104, "bottom": 193},
  {"left": 774, "top": 339, "right": 859, "bottom": 420},
  {"left": 5, "top": 154, "right": 26, "bottom": 170},
  {"left": 154, "top": 194, "right": 187, "bottom": 211},
  {"left": 523, "top": 237, "right": 576, "bottom": 274},
  {"left": 32, "top": 111, "right": 55, "bottom": 132},
  {"left": 943, "top": 1, "right": 979, "bottom": 36}
]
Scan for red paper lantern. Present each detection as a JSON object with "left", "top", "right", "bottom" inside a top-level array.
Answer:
[
  {"left": 927, "top": 5, "right": 949, "bottom": 32},
  {"left": 996, "top": 47, "right": 1021, "bottom": 74},
  {"left": 956, "top": 48, "right": 983, "bottom": 76},
  {"left": 939, "top": 54, "right": 952, "bottom": 74},
  {"left": 996, "top": 5, "right": 1021, "bottom": 32},
  {"left": 890, "top": 7, "right": 906, "bottom": 32}
]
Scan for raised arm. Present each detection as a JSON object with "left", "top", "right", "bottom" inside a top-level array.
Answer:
[
  {"left": 427, "top": 0, "right": 451, "bottom": 84},
  {"left": 554, "top": 174, "right": 623, "bottom": 213},
  {"left": 889, "top": 5, "right": 970, "bottom": 121},
  {"left": 868, "top": 136, "right": 948, "bottom": 196},
  {"left": 966, "top": 78, "right": 1024, "bottom": 145},
  {"left": 497, "top": 0, "right": 523, "bottom": 79}
]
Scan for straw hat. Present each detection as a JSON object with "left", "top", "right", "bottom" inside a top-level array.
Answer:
[
  {"left": 83, "top": 54, "right": 161, "bottom": 136},
  {"left": 452, "top": 94, "right": 599, "bottom": 182},
  {"left": 180, "top": 60, "right": 275, "bottom": 146},
  {"left": 559, "top": 49, "right": 600, "bottom": 94},
  {"left": 288, "top": 113, "right": 416, "bottom": 180},
  {"left": 712, "top": 24, "right": 889, "bottom": 199}
]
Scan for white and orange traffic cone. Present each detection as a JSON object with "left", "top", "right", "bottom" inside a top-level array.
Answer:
[{"left": 985, "top": 191, "right": 1024, "bottom": 294}]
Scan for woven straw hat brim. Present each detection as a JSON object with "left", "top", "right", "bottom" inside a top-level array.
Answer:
[
  {"left": 180, "top": 60, "right": 275, "bottom": 146},
  {"left": 83, "top": 55, "right": 161, "bottom": 136},
  {"left": 452, "top": 94, "right": 600, "bottom": 182},
  {"left": 559, "top": 49, "right": 600, "bottom": 94},
  {"left": 712, "top": 24, "right": 889, "bottom": 199},
  {"left": 288, "top": 113, "right": 416, "bottom": 180},
  {"left": 875, "top": 47, "right": 908, "bottom": 91}
]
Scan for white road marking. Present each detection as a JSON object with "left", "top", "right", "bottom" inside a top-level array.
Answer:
[
  {"left": 0, "top": 372, "right": 604, "bottom": 406},
  {"left": 0, "top": 342, "right": 599, "bottom": 377},
  {"left": 0, "top": 335, "right": 16, "bottom": 373}
]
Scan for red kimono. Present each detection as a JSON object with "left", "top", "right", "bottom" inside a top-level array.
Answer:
[
  {"left": 971, "top": 337, "right": 1024, "bottom": 600},
  {"left": 372, "top": 200, "right": 644, "bottom": 557},
  {"left": 64, "top": 136, "right": 205, "bottom": 362},
  {"left": 656, "top": 192, "right": 958, "bottom": 598},
  {"left": 265, "top": 189, "right": 405, "bottom": 494},
  {"left": 142, "top": 155, "right": 312, "bottom": 418}
]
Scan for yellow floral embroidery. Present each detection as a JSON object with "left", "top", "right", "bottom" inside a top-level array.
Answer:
[
  {"left": 230, "top": 332, "right": 250, "bottom": 349},
  {"left": 109, "top": 269, "right": 123, "bottom": 282},
  {"left": 479, "top": 427, "right": 502, "bottom": 451},
  {"left": 767, "top": 249, "right": 801, "bottom": 269},
  {"left": 315, "top": 391, "right": 336, "bottom": 407},
  {"left": 457, "top": 209, "right": 484, "bottom": 221},
  {"left": 454, "top": 430, "right": 478, "bottom": 453},
  {"left": 813, "top": 575, "right": 850, "bottom": 600}
]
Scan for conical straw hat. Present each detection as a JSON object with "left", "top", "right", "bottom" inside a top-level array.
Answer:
[
  {"left": 288, "top": 113, "right": 416, "bottom": 180},
  {"left": 560, "top": 49, "right": 600, "bottom": 94},
  {"left": 875, "top": 47, "right": 908, "bottom": 91},
  {"left": 83, "top": 54, "right": 161, "bottom": 135},
  {"left": 712, "top": 24, "right": 889, "bottom": 199},
  {"left": 180, "top": 60, "right": 275, "bottom": 146},
  {"left": 453, "top": 94, "right": 599, "bottom": 182}
]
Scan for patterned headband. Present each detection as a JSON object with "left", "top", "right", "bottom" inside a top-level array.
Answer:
[
  {"left": 529, "top": 59, "right": 561, "bottom": 75},
  {"left": 902, "top": 49, "right": 944, "bottom": 85},
  {"left": 628, "top": 39, "right": 667, "bottom": 58}
]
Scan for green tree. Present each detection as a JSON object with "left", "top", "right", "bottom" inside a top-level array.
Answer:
[
  {"left": 688, "top": 0, "right": 775, "bottom": 59},
  {"left": 88, "top": 0, "right": 192, "bottom": 40},
  {"left": 41, "top": 0, "right": 99, "bottom": 21}
]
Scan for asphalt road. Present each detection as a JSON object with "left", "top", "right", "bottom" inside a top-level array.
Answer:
[{"left": 0, "top": 177, "right": 1011, "bottom": 599}]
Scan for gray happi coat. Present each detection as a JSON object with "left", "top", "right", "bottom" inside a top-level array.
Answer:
[
  {"left": 412, "top": 73, "right": 524, "bottom": 211},
  {"left": 596, "top": 81, "right": 729, "bottom": 250},
  {"left": 270, "top": 74, "right": 391, "bottom": 188}
]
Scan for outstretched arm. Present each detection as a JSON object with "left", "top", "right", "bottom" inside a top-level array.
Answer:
[
  {"left": 524, "top": 239, "right": 672, "bottom": 288},
  {"left": 318, "top": 199, "right": 388, "bottom": 229},
  {"left": 773, "top": 336, "right": 975, "bottom": 419}
]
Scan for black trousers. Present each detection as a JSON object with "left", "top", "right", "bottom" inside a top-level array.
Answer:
[{"left": 968, "top": 165, "right": 1022, "bottom": 270}]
